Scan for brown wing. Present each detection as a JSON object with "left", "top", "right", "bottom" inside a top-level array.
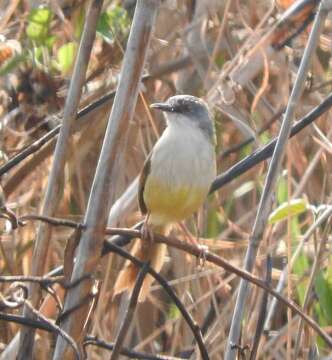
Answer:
[{"left": 138, "top": 153, "right": 152, "bottom": 215}]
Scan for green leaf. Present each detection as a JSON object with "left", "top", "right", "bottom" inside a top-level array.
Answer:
[
  {"left": 26, "top": 22, "right": 49, "bottom": 41},
  {"left": 45, "top": 35, "right": 57, "bottom": 49},
  {"left": 276, "top": 175, "right": 288, "bottom": 204},
  {"left": 26, "top": 7, "right": 53, "bottom": 42},
  {"left": 315, "top": 271, "right": 332, "bottom": 324},
  {"left": 97, "top": 12, "right": 114, "bottom": 43},
  {"left": 28, "top": 7, "right": 52, "bottom": 25},
  {"left": 268, "top": 198, "right": 308, "bottom": 224},
  {"left": 168, "top": 303, "right": 180, "bottom": 320},
  {"left": 97, "top": 6, "right": 130, "bottom": 44},
  {"left": 293, "top": 252, "right": 310, "bottom": 306},
  {"left": 205, "top": 207, "right": 223, "bottom": 238},
  {"left": 56, "top": 42, "right": 77, "bottom": 74}
]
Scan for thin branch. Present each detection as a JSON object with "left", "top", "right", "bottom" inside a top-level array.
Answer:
[
  {"left": 224, "top": 2, "right": 329, "bottom": 358},
  {"left": 218, "top": 108, "right": 284, "bottom": 160},
  {"left": 210, "top": 90, "right": 332, "bottom": 193},
  {"left": 110, "top": 262, "right": 150, "bottom": 360},
  {"left": 17, "top": 0, "right": 104, "bottom": 358},
  {"left": 293, "top": 221, "right": 331, "bottom": 356},
  {"left": 0, "top": 314, "right": 176, "bottom": 360},
  {"left": 106, "top": 242, "right": 210, "bottom": 360},
  {"left": 84, "top": 335, "right": 184, "bottom": 360},
  {"left": 10, "top": 213, "right": 332, "bottom": 347},
  {"left": 249, "top": 256, "right": 272, "bottom": 360},
  {"left": 264, "top": 206, "right": 332, "bottom": 330},
  {"left": 104, "top": 232, "right": 332, "bottom": 348},
  {"left": 52, "top": 1, "right": 160, "bottom": 358},
  {"left": 19, "top": 214, "right": 83, "bottom": 229}
]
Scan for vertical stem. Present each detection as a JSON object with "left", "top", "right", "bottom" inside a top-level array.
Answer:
[
  {"left": 52, "top": 1, "right": 160, "bottom": 359},
  {"left": 286, "top": 146, "right": 292, "bottom": 360},
  {"left": 17, "top": 1, "right": 103, "bottom": 358},
  {"left": 224, "top": 1, "right": 329, "bottom": 358}
]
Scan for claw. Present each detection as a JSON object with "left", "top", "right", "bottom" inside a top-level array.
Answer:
[
  {"left": 197, "top": 244, "right": 208, "bottom": 269},
  {"left": 141, "top": 213, "right": 154, "bottom": 245}
]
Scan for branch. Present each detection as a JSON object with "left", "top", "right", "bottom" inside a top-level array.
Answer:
[
  {"left": 52, "top": 1, "right": 161, "bottom": 358},
  {"left": 225, "top": 2, "right": 330, "bottom": 358},
  {"left": 18, "top": 0, "right": 104, "bottom": 357},
  {"left": 0, "top": 313, "right": 178, "bottom": 360},
  {"left": 105, "top": 242, "right": 210, "bottom": 359},
  {"left": 13, "top": 213, "right": 332, "bottom": 348},
  {"left": 84, "top": 336, "right": 183, "bottom": 360},
  {"left": 210, "top": 90, "right": 332, "bottom": 193},
  {"left": 110, "top": 262, "right": 150, "bottom": 360}
]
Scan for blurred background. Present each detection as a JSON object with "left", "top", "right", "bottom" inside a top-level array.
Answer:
[{"left": 0, "top": 0, "right": 332, "bottom": 358}]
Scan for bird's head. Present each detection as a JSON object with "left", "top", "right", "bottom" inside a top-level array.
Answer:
[{"left": 150, "top": 95, "right": 215, "bottom": 141}]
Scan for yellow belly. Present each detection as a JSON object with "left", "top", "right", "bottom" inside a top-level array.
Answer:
[{"left": 143, "top": 176, "right": 208, "bottom": 225}]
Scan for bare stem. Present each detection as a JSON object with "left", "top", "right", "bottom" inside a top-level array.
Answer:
[
  {"left": 52, "top": 1, "right": 160, "bottom": 358},
  {"left": 224, "top": 2, "right": 330, "bottom": 358},
  {"left": 17, "top": 0, "right": 103, "bottom": 358},
  {"left": 110, "top": 263, "right": 149, "bottom": 360}
]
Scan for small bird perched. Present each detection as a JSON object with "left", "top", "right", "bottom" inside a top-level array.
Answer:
[{"left": 113, "top": 94, "right": 217, "bottom": 301}]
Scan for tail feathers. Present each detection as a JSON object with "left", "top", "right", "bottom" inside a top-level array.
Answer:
[
  {"left": 113, "top": 239, "right": 167, "bottom": 302},
  {"left": 138, "top": 242, "right": 166, "bottom": 301}
]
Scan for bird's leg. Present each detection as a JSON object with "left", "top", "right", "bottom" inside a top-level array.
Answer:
[
  {"left": 197, "top": 244, "right": 208, "bottom": 269},
  {"left": 178, "top": 222, "right": 197, "bottom": 244},
  {"left": 141, "top": 212, "right": 154, "bottom": 246},
  {"left": 194, "top": 212, "right": 208, "bottom": 269}
]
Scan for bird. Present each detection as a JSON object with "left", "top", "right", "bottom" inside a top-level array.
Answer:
[{"left": 113, "top": 94, "right": 217, "bottom": 302}]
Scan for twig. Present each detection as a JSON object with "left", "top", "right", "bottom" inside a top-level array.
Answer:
[
  {"left": 264, "top": 205, "right": 332, "bottom": 330},
  {"left": 106, "top": 242, "right": 210, "bottom": 360},
  {"left": 52, "top": 1, "right": 160, "bottom": 358},
  {"left": 0, "top": 313, "right": 177, "bottom": 360},
  {"left": 218, "top": 108, "right": 284, "bottom": 160},
  {"left": 210, "top": 90, "right": 332, "bottom": 193},
  {"left": 293, "top": 220, "right": 331, "bottom": 356},
  {"left": 9, "top": 213, "right": 332, "bottom": 347},
  {"left": 0, "top": 275, "right": 65, "bottom": 286},
  {"left": 1, "top": 72, "right": 331, "bottom": 201},
  {"left": 224, "top": 2, "right": 329, "bottom": 358},
  {"left": 19, "top": 214, "right": 83, "bottom": 229},
  {"left": 24, "top": 301, "right": 81, "bottom": 360},
  {"left": 110, "top": 262, "right": 150, "bottom": 360},
  {"left": 17, "top": 0, "right": 104, "bottom": 358},
  {"left": 84, "top": 336, "right": 183, "bottom": 360},
  {"left": 249, "top": 256, "right": 272, "bottom": 360}
]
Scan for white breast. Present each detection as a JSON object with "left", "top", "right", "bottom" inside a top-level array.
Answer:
[{"left": 149, "top": 115, "right": 216, "bottom": 191}]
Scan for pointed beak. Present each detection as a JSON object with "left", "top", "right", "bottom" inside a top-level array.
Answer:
[{"left": 150, "top": 102, "right": 174, "bottom": 112}]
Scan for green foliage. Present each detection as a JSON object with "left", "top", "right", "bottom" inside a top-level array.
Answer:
[
  {"left": 205, "top": 207, "right": 223, "bottom": 238},
  {"left": 55, "top": 42, "right": 77, "bottom": 75},
  {"left": 168, "top": 303, "right": 181, "bottom": 320},
  {"left": 26, "top": 7, "right": 53, "bottom": 43},
  {"left": 259, "top": 131, "right": 271, "bottom": 145},
  {"left": 276, "top": 174, "right": 288, "bottom": 204},
  {"left": 268, "top": 198, "right": 308, "bottom": 224},
  {"left": 97, "top": 6, "right": 130, "bottom": 44},
  {"left": 315, "top": 269, "right": 332, "bottom": 324},
  {"left": 293, "top": 250, "right": 310, "bottom": 305}
]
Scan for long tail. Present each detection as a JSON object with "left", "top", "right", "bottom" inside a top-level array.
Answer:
[{"left": 113, "top": 227, "right": 167, "bottom": 302}]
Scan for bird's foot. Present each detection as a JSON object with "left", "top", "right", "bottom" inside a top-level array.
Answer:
[
  {"left": 197, "top": 244, "right": 208, "bottom": 269},
  {"left": 141, "top": 215, "right": 154, "bottom": 245}
]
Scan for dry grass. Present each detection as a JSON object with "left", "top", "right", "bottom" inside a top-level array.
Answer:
[{"left": 0, "top": 0, "right": 332, "bottom": 359}]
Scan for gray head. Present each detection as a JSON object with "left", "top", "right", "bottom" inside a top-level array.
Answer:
[{"left": 150, "top": 95, "right": 215, "bottom": 141}]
